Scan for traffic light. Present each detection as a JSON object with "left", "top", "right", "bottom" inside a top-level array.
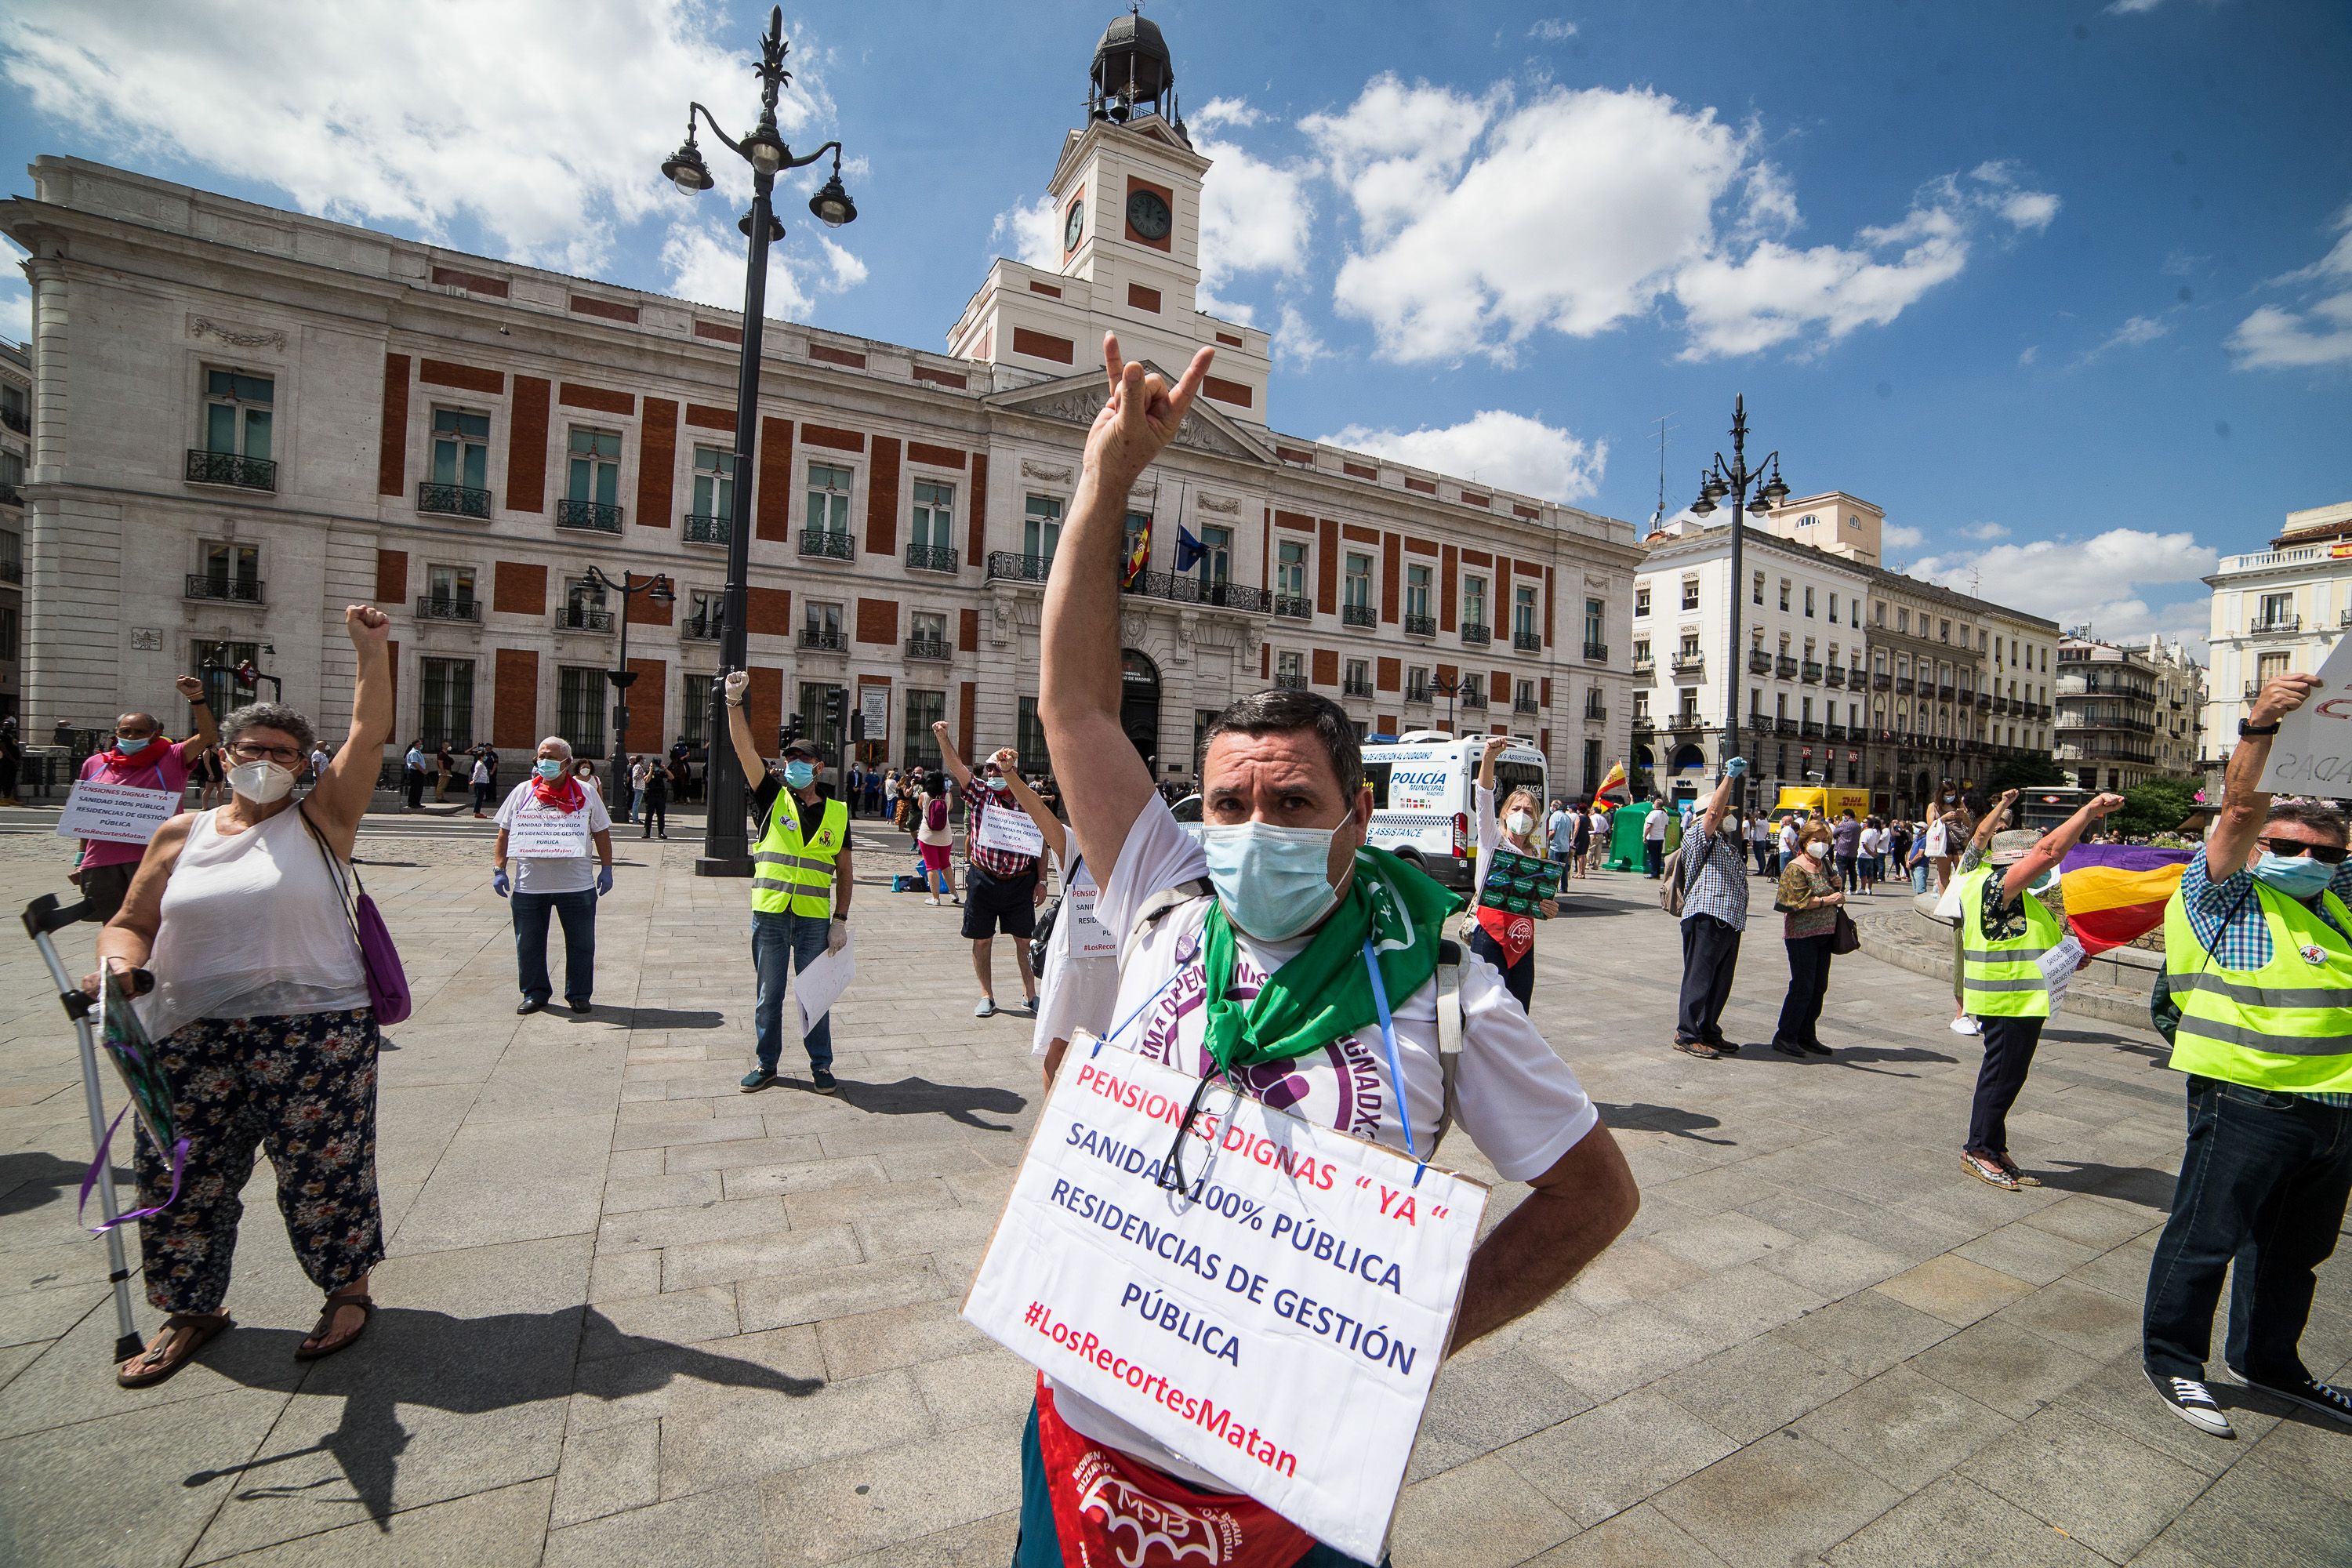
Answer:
[
  {"left": 780, "top": 711, "right": 803, "bottom": 750},
  {"left": 850, "top": 707, "right": 866, "bottom": 745},
  {"left": 824, "top": 687, "right": 848, "bottom": 737}
]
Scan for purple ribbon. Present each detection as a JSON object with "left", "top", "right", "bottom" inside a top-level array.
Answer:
[{"left": 77, "top": 1105, "right": 187, "bottom": 1234}]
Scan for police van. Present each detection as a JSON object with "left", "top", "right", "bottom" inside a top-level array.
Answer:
[{"left": 1362, "top": 731, "right": 1550, "bottom": 892}]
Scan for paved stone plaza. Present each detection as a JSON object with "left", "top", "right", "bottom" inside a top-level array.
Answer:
[{"left": 0, "top": 816, "right": 2346, "bottom": 1567}]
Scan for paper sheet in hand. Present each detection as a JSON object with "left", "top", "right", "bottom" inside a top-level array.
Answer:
[
  {"left": 794, "top": 930, "right": 855, "bottom": 1035},
  {"left": 964, "top": 1044, "right": 1488, "bottom": 1563},
  {"left": 2258, "top": 636, "right": 2352, "bottom": 799},
  {"left": 508, "top": 811, "right": 592, "bottom": 858},
  {"left": 2038, "top": 934, "right": 2086, "bottom": 1014},
  {"left": 56, "top": 780, "right": 180, "bottom": 845},
  {"left": 974, "top": 802, "right": 1046, "bottom": 858},
  {"left": 1065, "top": 880, "right": 1117, "bottom": 960}
]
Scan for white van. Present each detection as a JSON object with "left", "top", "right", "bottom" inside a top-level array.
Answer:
[{"left": 1362, "top": 731, "right": 1549, "bottom": 892}]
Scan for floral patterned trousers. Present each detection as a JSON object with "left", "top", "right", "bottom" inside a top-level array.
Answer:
[{"left": 133, "top": 1008, "right": 386, "bottom": 1315}]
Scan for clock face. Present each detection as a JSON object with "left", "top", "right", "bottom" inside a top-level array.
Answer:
[
  {"left": 1127, "top": 188, "right": 1172, "bottom": 241},
  {"left": 1064, "top": 200, "right": 1084, "bottom": 252}
]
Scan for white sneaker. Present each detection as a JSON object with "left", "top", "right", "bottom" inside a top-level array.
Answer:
[
  {"left": 1951, "top": 1016, "right": 1982, "bottom": 1036},
  {"left": 925, "top": 896, "right": 940, "bottom": 906},
  {"left": 2147, "top": 1369, "right": 2236, "bottom": 1439}
]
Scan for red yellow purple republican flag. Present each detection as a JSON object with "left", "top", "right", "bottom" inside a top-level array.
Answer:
[{"left": 2060, "top": 844, "right": 2196, "bottom": 955}]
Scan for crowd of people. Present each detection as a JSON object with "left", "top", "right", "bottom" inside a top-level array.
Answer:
[{"left": 35, "top": 332, "right": 2348, "bottom": 1543}]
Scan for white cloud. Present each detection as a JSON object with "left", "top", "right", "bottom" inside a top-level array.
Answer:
[
  {"left": 1528, "top": 18, "right": 1578, "bottom": 41},
  {"left": 1197, "top": 289, "right": 1257, "bottom": 327},
  {"left": 1882, "top": 523, "right": 1926, "bottom": 550},
  {"left": 1907, "top": 528, "right": 2219, "bottom": 655},
  {"left": 2230, "top": 206, "right": 2352, "bottom": 370},
  {"left": 1192, "top": 97, "right": 1262, "bottom": 131},
  {"left": 1962, "top": 521, "right": 2011, "bottom": 541},
  {"left": 1303, "top": 78, "right": 2056, "bottom": 363},
  {"left": 2017, "top": 345, "right": 2038, "bottom": 365},
  {"left": 2078, "top": 313, "right": 2171, "bottom": 364},
  {"left": 818, "top": 236, "right": 866, "bottom": 291},
  {"left": 990, "top": 193, "right": 1062, "bottom": 270},
  {"left": 1273, "top": 303, "right": 1328, "bottom": 368},
  {"left": 1319, "top": 410, "right": 1606, "bottom": 503},
  {"left": 0, "top": 237, "right": 27, "bottom": 344},
  {"left": 0, "top": 0, "right": 832, "bottom": 278},
  {"left": 660, "top": 219, "right": 814, "bottom": 321},
  {"left": 2104, "top": 0, "right": 2165, "bottom": 13},
  {"left": 1196, "top": 119, "right": 1315, "bottom": 296}
]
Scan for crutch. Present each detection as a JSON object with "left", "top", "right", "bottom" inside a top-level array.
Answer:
[{"left": 20, "top": 892, "right": 144, "bottom": 1363}]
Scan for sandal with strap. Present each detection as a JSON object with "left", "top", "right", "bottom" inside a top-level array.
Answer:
[
  {"left": 1962, "top": 1149, "right": 2020, "bottom": 1191},
  {"left": 117, "top": 1312, "right": 232, "bottom": 1388},
  {"left": 296, "top": 1290, "right": 376, "bottom": 1361}
]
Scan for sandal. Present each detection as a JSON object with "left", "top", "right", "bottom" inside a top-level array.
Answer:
[
  {"left": 117, "top": 1312, "right": 231, "bottom": 1388},
  {"left": 1996, "top": 1153, "right": 2044, "bottom": 1188},
  {"left": 296, "top": 1290, "right": 376, "bottom": 1361},
  {"left": 1962, "top": 1149, "right": 2020, "bottom": 1191}
]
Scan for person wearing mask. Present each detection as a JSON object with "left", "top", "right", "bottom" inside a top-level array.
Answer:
[
  {"left": 1907, "top": 819, "right": 1932, "bottom": 894},
  {"left": 1544, "top": 798, "right": 1573, "bottom": 878},
  {"left": 1857, "top": 817, "right": 1882, "bottom": 893},
  {"left": 722, "top": 671, "right": 851, "bottom": 1094},
  {"left": 630, "top": 753, "right": 654, "bottom": 825},
  {"left": 1027, "top": 334, "right": 1639, "bottom": 1567},
  {"left": 1955, "top": 793, "right": 2122, "bottom": 1190},
  {"left": 864, "top": 763, "right": 884, "bottom": 819},
  {"left": 402, "top": 739, "right": 426, "bottom": 811},
  {"left": 933, "top": 720, "right": 1044, "bottom": 1018},
  {"left": 1831, "top": 809, "right": 1862, "bottom": 894},
  {"left": 1642, "top": 799, "right": 1668, "bottom": 878},
  {"left": 1771, "top": 820, "right": 1844, "bottom": 1058},
  {"left": 1929, "top": 790, "right": 1972, "bottom": 894},
  {"left": 70, "top": 677, "right": 220, "bottom": 924},
  {"left": 90, "top": 606, "right": 392, "bottom": 1388},
  {"left": 1469, "top": 735, "right": 1562, "bottom": 1011},
  {"left": 2139, "top": 673, "right": 2352, "bottom": 1436},
  {"left": 916, "top": 768, "right": 958, "bottom": 905},
  {"left": 492, "top": 738, "right": 615, "bottom": 1015},
  {"left": 982, "top": 748, "right": 1120, "bottom": 1094},
  {"left": 846, "top": 760, "right": 866, "bottom": 821},
  {"left": 470, "top": 749, "right": 493, "bottom": 818},
  {"left": 1672, "top": 760, "right": 1752, "bottom": 1058},
  {"left": 639, "top": 753, "right": 670, "bottom": 840}
]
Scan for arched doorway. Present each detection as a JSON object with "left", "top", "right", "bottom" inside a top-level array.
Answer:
[
  {"left": 1120, "top": 649, "right": 1161, "bottom": 774},
  {"left": 1670, "top": 742, "right": 1708, "bottom": 803}
]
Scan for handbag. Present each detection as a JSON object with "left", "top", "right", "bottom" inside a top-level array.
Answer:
[
  {"left": 1831, "top": 908, "right": 1861, "bottom": 955},
  {"left": 299, "top": 806, "right": 413, "bottom": 1025}
]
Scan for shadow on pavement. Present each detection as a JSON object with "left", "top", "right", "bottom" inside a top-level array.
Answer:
[
  {"left": 582, "top": 1007, "right": 728, "bottom": 1029},
  {"left": 837, "top": 1076, "right": 1028, "bottom": 1131},
  {"left": 180, "top": 1305, "right": 821, "bottom": 1530},
  {"left": 0, "top": 1151, "right": 101, "bottom": 1216},
  {"left": 1596, "top": 1102, "right": 1735, "bottom": 1145},
  {"left": 2035, "top": 1159, "right": 2178, "bottom": 1209}
]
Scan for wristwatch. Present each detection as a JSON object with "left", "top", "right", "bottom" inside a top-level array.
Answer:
[{"left": 2239, "top": 717, "right": 2281, "bottom": 737}]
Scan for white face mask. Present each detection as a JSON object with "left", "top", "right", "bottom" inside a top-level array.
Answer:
[
  {"left": 1506, "top": 810, "right": 1535, "bottom": 837},
  {"left": 228, "top": 758, "right": 296, "bottom": 804}
]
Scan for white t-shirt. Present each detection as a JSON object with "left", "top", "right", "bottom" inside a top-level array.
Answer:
[
  {"left": 1643, "top": 808, "right": 1668, "bottom": 841},
  {"left": 1032, "top": 854, "right": 1120, "bottom": 1058},
  {"left": 471, "top": 758, "right": 491, "bottom": 786},
  {"left": 495, "top": 780, "right": 612, "bottom": 895},
  {"left": 1780, "top": 822, "right": 1800, "bottom": 858},
  {"left": 1054, "top": 797, "right": 1599, "bottom": 1484}
]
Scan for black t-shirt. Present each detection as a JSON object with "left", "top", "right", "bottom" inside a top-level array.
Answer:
[{"left": 752, "top": 777, "right": 831, "bottom": 833}]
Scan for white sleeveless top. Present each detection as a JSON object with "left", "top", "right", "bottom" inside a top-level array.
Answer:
[{"left": 141, "top": 807, "right": 372, "bottom": 1040}]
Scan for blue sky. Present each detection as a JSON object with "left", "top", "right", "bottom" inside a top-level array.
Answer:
[{"left": 4, "top": 0, "right": 2347, "bottom": 653}]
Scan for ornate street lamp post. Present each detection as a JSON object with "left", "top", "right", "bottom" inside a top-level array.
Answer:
[
  {"left": 1689, "top": 397, "right": 1790, "bottom": 808},
  {"left": 580, "top": 566, "right": 674, "bottom": 805},
  {"left": 660, "top": 5, "right": 858, "bottom": 877}
]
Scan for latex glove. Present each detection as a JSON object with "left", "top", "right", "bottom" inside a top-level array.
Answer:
[
  {"left": 597, "top": 864, "right": 615, "bottom": 895},
  {"left": 1726, "top": 756, "right": 1751, "bottom": 779},
  {"left": 827, "top": 918, "right": 848, "bottom": 954},
  {"left": 724, "top": 669, "right": 750, "bottom": 703},
  {"left": 492, "top": 868, "right": 510, "bottom": 898}
]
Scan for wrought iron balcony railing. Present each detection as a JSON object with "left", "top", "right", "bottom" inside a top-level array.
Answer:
[
  {"left": 1671, "top": 652, "right": 1705, "bottom": 673},
  {"left": 1272, "top": 593, "right": 1312, "bottom": 620},
  {"left": 2250, "top": 615, "right": 2301, "bottom": 634},
  {"left": 799, "top": 626, "right": 848, "bottom": 652},
  {"left": 1749, "top": 651, "right": 1773, "bottom": 674},
  {"left": 1127, "top": 572, "right": 1273, "bottom": 612},
  {"left": 1777, "top": 656, "right": 1798, "bottom": 679},
  {"left": 985, "top": 551, "right": 1051, "bottom": 583},
  {"left": 906, "top": 544, "right": 960, "bottom": 574},
  {"left": 1341, "top": 602, "right": 1377, "bottom": 628},
  {"left": 1404, "top": 613, "right": 1436, "bottom": 637},
  {"left": 1343, "top": 677, "right": 1375, "bottom": 698},
  {"left": 417, "top": 481, "right": 491, "bottom": 519},
  {"left": 1583, "top": 640, "right": 1608, "bottom": 662},
  {"left": 1513, "top": 630, "right": 1543, "bottom": 653},
  {"left": 904, "top": 636, "right": 953, "bottom": 661},
  {"left": 555, "top": 498, "right": 623, "bottom": 533},
  {"left": 1801, "top": 661, "right": 1824, "bottom": 683},
  {"left": 1513, "top": 695, "right": 1540, "bottom": 714},
  {"left": 185, "top": 575, "right": 262, "bottom": 602},
  {"left": 186, "top": 448, "right": 276, "bottom": 491},
  {"left": 799, "top": 528, "right": 855, "bottom": 560},
  {"left": 683, "top": 513, "right": 731, "bottom": 546},
  {"left": 680, "top": 616, "right": 724, "bottom": 643},
  {"left": 1824, "top": 666, "right": 1847, "bottom": 688},
  {"left": 553, "top": 606, "right": 614, "bottom": 633},
  {"left": 1274, "top": 672, "right": 1307, "bottom": 691},
  {"left": 413, "top": 595, "right": 481, "bottom": 622},
  {"left": 1460, "top": 622, "right": 1491, "bottom": 647}
]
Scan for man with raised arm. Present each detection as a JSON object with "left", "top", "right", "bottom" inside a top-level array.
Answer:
[{"left": 1015, "top": 334, "right": 1640, "bottom": 1568}]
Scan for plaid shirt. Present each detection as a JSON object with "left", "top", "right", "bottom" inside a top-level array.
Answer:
[
  {"left": 1679, "top": 823, "right": 1750, "bottom": 931},
  {"left": 2174, "top": 846, "right": 2352, "bottom": 1108},
  {"left": 960, "top": 776, "right": 1037, "bottom": 880}
]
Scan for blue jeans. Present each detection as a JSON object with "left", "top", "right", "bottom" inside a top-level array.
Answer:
[
  {"left": 752, "top": 909, "right": 834, "bottom": 1074},
  {"left": 1911, "top": 859, "right": 1929, "bottom": 894},
  {"left": 513, "top": 888, "right": 597, "bottom": 1004},
  {"left": 2143, "top": 1075, "right": 2352, "bottom": 1384}
]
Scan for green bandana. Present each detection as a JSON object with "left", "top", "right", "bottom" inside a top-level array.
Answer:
[{"left": 1200, "top": 845, "right": 1464, "bottom": 1074}]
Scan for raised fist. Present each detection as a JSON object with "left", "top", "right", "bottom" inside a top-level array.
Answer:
[{"left": 724, "top": 670, "right": 750, "bottom": 700}]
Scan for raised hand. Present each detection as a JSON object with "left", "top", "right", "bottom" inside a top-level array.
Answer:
[
  {"left": 2250, "top": 674, "right": 2322, "bottom": 727},
  {"left": 174, "top": 674, "right": 206, "bottom": 702},
  {"left": 346, "top": 605, "right": 391, "bottom": 645},
  {"left": 724, "top": 670, "right": 750, "bottom": 702},
  {"left": 1084, "top": 332, "right": 1214, "bottom": 491},
  {"left": 2088, "top": 793, "right": 2127, "bottom": 818}
]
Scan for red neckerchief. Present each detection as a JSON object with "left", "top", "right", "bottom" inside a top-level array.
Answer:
[
  {"left": 1033, "top": 1379, "right": 1313, "bottom": 1568},
  {"left": 1475, "top": 905, "right": 1537, "bottom": 967},
  {"left": 531, "top": 773, "right": 586, "bottom": 813}
]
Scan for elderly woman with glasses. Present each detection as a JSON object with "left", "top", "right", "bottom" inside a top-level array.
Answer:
[{"left": 85, "top": 605, "right": 394, "bottom": 1388}]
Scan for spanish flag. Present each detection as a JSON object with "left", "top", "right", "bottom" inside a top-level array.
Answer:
[
  {"left": 1122, "top": 516, "right": 1152, "bottom": 587},
  {"left": 1595, "top": 760, "right": 1628, "bottom": 804},
  {"left": 2060, "top": 844, "right": 2195, "bottom": 956}
]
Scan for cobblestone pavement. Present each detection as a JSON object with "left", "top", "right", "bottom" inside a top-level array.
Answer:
[{"left": 0, "top": 819, "right": 2345, "bottom": 1567}]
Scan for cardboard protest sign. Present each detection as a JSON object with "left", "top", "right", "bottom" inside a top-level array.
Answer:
[
  {"left": 975, "top": 801, "right": 1047, "bottom": 858},
  {"left": 2259, "top": 637, "right": 2352, "bottom": 799},
  {"left": 1478, "top": 847, "right": 1559, "bottom": 918},
  {"left": 56, "top": 780, "right": 180, "bottom": 846},
  {"left": 1065, "top": 879, "right": 1117, "bottom": 960},
  {"left": 508, "top": 811, "right": 593, "bottom": 858},
  {"left": 964, "top": 1045, "right": 1487, "bottom": 1563}
]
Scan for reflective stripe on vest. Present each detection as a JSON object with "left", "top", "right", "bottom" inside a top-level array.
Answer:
[
  {"left": 750, "top": 790, "right": 848, "bottom": 917},
  {"left": 2161, "top": 880, "right": 2352, "bottom": 1094},
  {"left": 1956, "top": 864, "right": 2060, "bottom": 1018}
]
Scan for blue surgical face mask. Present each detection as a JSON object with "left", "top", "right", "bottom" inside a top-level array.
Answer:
[
  {"left": 2252, "top": 851, "right": 2336, "bottom": 900},
  {"left": 782, "top": 760, "right": 816, "bottom": 790},
  {"left": 115, "top": 735, "right": 152, "bottom": 755},
  {"left": 987, "top": 775, "right": 1007, "bottom": 792},
  {"left": 1200, "top": 818, "right": 1350, "bottom": 940},
  {"left": 2026, "top": 868, "right": 2060, "bottom": 899},
  {"left": 535, "top": 759, "right": 565, "bottom": 780}
]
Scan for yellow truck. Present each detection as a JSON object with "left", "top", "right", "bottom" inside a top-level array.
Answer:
[{"left": 1770, "top": 786, "right": 1871, "bottom": 826}]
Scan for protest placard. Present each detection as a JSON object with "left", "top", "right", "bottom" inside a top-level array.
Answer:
[
  {"left": 964, "top": 1045, "right": 1488, "bottom": 1563},
  {"left": 793, "top": 930, "right": 856, "bottom": 1034},
  {"left": 975, "top": 801, "right": 1047, "bottom": 858},
  {"left": 507, "top": 811, "right": 592, "bottom": 859},
  {"left": 55, "top": 780, "right": 181, "bottom": 846},
  {"left": 1479, "top": 846, "right": 1559, "bottom": 917},
  {"left": 1065, "top": 879, "right": 1117, "bottom": 960},
  {"left": 2258, "top": 636, "right": 2352, "bottom": 799}
]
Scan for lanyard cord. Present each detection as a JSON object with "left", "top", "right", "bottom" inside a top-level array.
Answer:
[{"left": 1363, "top": 939, "right": 1425, "bottom": 1179}]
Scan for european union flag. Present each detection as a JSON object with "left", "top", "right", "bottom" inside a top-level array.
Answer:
[{"left": 1174, "top": 524, "right": 1205, "bottom": 573}]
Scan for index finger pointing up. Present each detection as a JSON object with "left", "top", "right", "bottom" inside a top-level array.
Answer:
[{"left": 1102, "top": 332, "right": 1126, "bottom": 392}]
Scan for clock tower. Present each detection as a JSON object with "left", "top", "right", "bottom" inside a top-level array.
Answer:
[{"left": 946, "top": 11, "right": 1271, "bottom": 425}]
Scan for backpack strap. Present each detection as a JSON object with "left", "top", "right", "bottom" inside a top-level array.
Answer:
[
  {"left": 1121, "top": 878, "right": 1213, "bottom": 968},
  {"left": 1433, "top": 937, "right": 1464, "bottom": 1145}
]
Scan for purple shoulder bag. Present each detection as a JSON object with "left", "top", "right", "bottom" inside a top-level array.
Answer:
[{"left": 299, "top": 806, "right": 412, "bottom": 1025}]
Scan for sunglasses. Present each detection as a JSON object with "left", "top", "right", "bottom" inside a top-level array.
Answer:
[{"left": 2259, "top": 837, "right": 2350, "bottom": 866}]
